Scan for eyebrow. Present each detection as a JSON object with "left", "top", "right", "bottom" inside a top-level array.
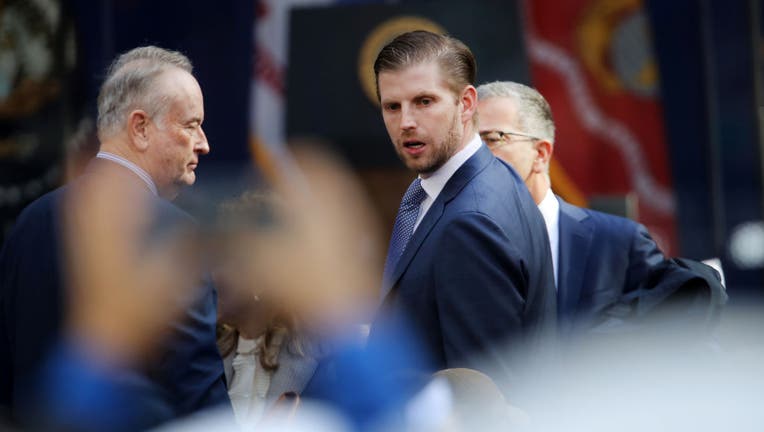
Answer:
[
  {"left": 381, "top": 92, "right": 437, "bottom": 105},
  {"left": 413, "top": 92, "right": 437, "bottom": 99}
]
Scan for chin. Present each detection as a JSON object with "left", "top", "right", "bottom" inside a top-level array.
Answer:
[
  {"left": 416, "top": 166, "right": 439, "bottom": 176},
  {"left": 402, "top": 161, "right": 421, "bottom": 173},
  {"left": 398, "top": 153, "right": 423, "bottom": 170},
  {"left": 404, "top": 158, "right": 435, "bottom": 175}
]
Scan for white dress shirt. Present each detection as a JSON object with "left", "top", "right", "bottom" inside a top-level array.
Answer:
[
  {"left": 415, "top": 134, "right": 483, "bottom": 230},
  {"left": 537, "top": 188, "right": 560, "bottom": 288}
]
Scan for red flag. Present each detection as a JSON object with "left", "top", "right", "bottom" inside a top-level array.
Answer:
[{"left": 525, "top": 0, "right": 677, "bottom": 254}]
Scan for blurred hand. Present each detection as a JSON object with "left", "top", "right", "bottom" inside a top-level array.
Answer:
[
  {"left": 239, "top": 144, "right": 384, "bottom": 330},
  {"left": 63, "top": 170, "right": 202, "bottom": 364}
]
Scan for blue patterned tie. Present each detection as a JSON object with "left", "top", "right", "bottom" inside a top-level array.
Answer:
[{"left": 382, "top": 178, "right": 428, "bottom": 287}]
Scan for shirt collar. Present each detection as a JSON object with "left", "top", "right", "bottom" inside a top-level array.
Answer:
[
  {"left": 537, "top": 187, "right": 559, "bottom": 231},
  {"left": 96, "top": 151, "right": 158, "bottom": 196},
  {"left": 420, "top": 134, "right": 483, "bottom": 200},
  {"left": 537, "top": 187, "right": 559, "bottom": 287}
]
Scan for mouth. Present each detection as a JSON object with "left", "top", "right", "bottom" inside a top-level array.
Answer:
[{"left": 402, "top": 140, "right": 426, "bottom": 154}]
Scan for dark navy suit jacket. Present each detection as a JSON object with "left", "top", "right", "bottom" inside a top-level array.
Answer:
[
  {"left": 370, "top": 144, "right": 557, "bottom": 380},
  {"left": 0, "top": 159, "right": 228, "bottom": 429},
  {"left": 556, "top": 196, "right": 727, "bottom": 346},
  {"left": 557, "top": 196, "right": 675, "bottom": 334}
]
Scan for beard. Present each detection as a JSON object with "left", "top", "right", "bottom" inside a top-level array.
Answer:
[{"left": 398, "top": 107, "right": 463, "bottom": 176}]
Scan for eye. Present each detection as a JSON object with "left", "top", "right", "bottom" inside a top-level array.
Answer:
[
  {"left": 420, "top": 98, "right": 432, "bottom": 106},
  {"left": 384, "top": 102, "right": 400, "bottom": 112}
]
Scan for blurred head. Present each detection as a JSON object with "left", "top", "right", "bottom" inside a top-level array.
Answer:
[
  {"left": 214, "top": 190, "right": 305, "bottom": 371},
  {"left": 214, "top": 190, "right": 283, "bottom": 335},
  {"left": 477, "top": 81, "right": 554, "bottom": 203},
  {"left": 374, "top": 31, "right": 478, "bottom": 176},
  {"left": 228, "top": 144, "right": 383, "bottom": 332},
  {"left": 97, "top": 46, "right": 209, "bottom": 199}
]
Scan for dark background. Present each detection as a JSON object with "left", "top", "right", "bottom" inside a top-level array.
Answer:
[
  {"left": 287, "top": 1, "right": 529, "bottom": 167},
  {"left": 1, "top": 0, "right": 762, "bottom": 299}
]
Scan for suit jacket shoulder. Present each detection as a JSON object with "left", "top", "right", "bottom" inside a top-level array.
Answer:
[
  {"left": 556, "top": 197, "right": 666, "bottom": 332},
  {"left": 0, "top": 161, "right": 228, "bottom": 424}
]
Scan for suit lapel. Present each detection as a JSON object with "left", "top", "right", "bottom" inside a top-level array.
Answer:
[
  {"left": 556, "top": 197, "right": 593, "bottom": 333},
  {"left": 380, "top": 145, "right": 495, "bottom": 301}
]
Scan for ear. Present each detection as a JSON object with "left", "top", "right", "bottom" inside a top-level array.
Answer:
[
  {"left": 459, "top": 85, "right": 478, "bottom": 123},
  {"left": 532, "top": 140, "right": 553, "bottom": 173},
  {"left": 127, "top": 109, "right": 151, "bottom": 152}
]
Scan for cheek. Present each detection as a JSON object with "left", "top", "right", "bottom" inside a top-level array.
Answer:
[
  {"left": 183, "top": 133, "right": 196, "bottom": 150},
  {"left": 494, "top": 148, "right": 512, "bottom": 163},
  {"left": 525, "top": 148, "right": 539, "bottom": 168},
  {"left": 167, "top": 130, "right": 191, "bottom": 150},
  {"left": 170, "top": 138, "right": 192, "bottom": 163},
  {"left": 382, "top": 115, "right": 397, "bottom": 134},
  {"left": 496, "top": 149, "right": 526, "bottom": 173}
]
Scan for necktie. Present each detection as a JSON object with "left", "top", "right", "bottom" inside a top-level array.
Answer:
[{"left": 382, "top": 178, "right": 428, "bottom": 287}]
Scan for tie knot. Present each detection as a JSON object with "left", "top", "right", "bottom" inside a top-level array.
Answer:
[{"left": 401, "top": 178, "right": 427, "bottom": 207}]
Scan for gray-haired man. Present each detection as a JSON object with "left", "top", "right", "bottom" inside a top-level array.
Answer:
[{"left": 0, "top": 46, "right": 227, "bottom": 429}]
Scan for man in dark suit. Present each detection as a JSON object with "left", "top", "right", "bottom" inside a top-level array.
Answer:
[
  {"left": 475, "top": 81, "right": 723, "bottom": 336},
  {"left": 368, "top": 31, "right": 556, "bottom": 381},
  {"left": 0, "top": 46, "right": 228, "bottom": 430}
]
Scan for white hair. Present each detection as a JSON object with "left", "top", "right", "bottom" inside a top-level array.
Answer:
[
  {"left": 476, "top": 81, "right": 555, "bottom": 144},
  {"left": 96, "top": 46, "right": 193, "bottom": 140}
]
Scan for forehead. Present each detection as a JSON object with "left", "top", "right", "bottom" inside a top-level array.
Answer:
[
  {"left": 477, "top": 96, "right": 518, "bottom": 131},
  {"left": 156, "top": 69, "right": 204, "bottom": 117},
  {"left": 378, "top": 60, "right": 451, "bottom": 101}
]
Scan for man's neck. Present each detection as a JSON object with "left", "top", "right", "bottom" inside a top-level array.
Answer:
[
  {"left": 98, "top": 141, "right": 161, "bottom": 197},
  {"left": 526, "top": 173, "right": 551, "bottom": 205},
  {"left": 462, "top": 121, "right": 476, "bottom": 148},
  {"left": 99, "top": 142, "right": 146, "bottom": 172}
]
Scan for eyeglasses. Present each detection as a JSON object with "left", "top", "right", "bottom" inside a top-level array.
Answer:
[{"left": 479, "top": 130, "right": 540, "bottom": 149}]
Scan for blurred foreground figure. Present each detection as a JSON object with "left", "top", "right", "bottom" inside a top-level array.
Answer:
[
  {"left": 214, "top": 191, "right": 327, "bottom": 427},
  {"left": 476, "top": 81, "right": 726, "bottom": 338},
  {"left": 403, "top": 368, "right": 529, "bottom": 431},
  {"left": 0, "top": 46, "right": 227, "bottom": 430},
  {"left": 515, "top": 310, "right": 764, "bottom": 432},
  {"left": 368, "top": 31, "right": 556, "bottom": 391},
  {"left": 155, "top": 144, "right": 408, "bottom": 431},
  {"left": 228, "top": 145, "right": 415, "bottom": 429}
]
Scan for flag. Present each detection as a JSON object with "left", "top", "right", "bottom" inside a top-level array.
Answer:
[
  {"left": 250, "top": 0, "right": 337, "bottom": 181},
  {"left": 524, "top": 0, "right": 678, "bottom": 254}
]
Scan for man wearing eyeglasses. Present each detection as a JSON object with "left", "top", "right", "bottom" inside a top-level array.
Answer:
[{"left": 476, "top": 81, "right": 674, "bottom": 335}]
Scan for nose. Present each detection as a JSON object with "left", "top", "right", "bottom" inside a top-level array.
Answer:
[
  {"left": 196, "top": 127, "right": 210, "bottom": 155},
  {"left": 400, "top": 105, "right": 416, "bottom": 131}
]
